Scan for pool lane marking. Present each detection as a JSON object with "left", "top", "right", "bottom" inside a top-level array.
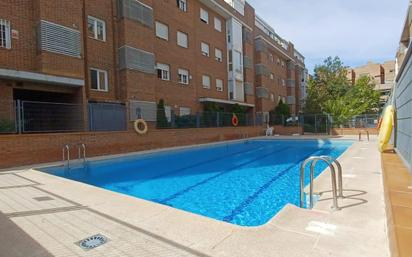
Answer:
[
  {"left": 222, "top": 148, "right": 332, "bottom": 223},
  {"left": 157, "top": 147, "right": 291, "bottom": 205},
  {"left": 115, "top": 144, "right": 270, "bottom": 191}
]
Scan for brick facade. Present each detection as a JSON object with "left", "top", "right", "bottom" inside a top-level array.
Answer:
[{"left": 0, "top": 0, "right": 306, "bottom": 130}]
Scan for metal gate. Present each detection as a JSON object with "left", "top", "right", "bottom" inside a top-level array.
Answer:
[{"left": 88, "top": 103, "right": 127, "bottom": 131}]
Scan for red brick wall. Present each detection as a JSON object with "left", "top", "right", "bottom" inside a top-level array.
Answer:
[
  {"left": 273, "top": 125, "right": 303, "bottom": 135},
  {"left": 0, "top": 126, "right": 262, "bottom": 169},
  {"left": 331, "top": 128, "right": 378, "bottom": 136},
  {"left": 0, "top": 125, "right": 307, "bottom": 169}
]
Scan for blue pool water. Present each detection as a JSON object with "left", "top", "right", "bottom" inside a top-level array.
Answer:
[{"left": 42, "top": 139, "right": 353, "bottom": 226}]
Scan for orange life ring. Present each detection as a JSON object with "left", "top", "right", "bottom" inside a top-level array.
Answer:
[{"left": 232, "top": 114, "right": 239, "bottom": 127}]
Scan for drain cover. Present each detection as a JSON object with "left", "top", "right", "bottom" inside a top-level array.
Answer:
[{"left": 76, "top": 234, "right": 109, "bottom": 250}]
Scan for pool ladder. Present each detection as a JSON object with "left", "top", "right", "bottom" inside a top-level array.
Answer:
[
  {"left": 62, "top": 143, "right": 87, "bottom": 169},
  {"left": 300, "top": 156, "right": 344, "bottom": 211}
]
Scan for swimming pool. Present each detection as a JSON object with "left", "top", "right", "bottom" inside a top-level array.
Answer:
[{"left": 42, "top": 139, "right": 353, "bottom": 227}]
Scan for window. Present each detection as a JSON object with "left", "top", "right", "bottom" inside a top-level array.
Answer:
[
  {"left": 178, "top": 68, "right": 189, "bottom": 85},
  {"left": 281, "top": 61, "right": 285, "bottom": 68},
  {"left": 282, "top": 79, "right": 286, "bottom": 86},
  {"left": 155, "top": 21, "right": 168, "bottom": 40},
  {"left": 157, "top": 63, "right": 170, "bottom": 80},
  {"left": 270, "top": 73, "right": 274, "bottom": 80},
  {"left": 216, "top": 79, "right": 223, "bottom": 92},
  {"left": 277, "top": 58, "right": 280, "bottom": 65},
  {"left": 269, "top": 53, "right": 274, "bottom": 62},
  {"left": 90, "top": 68, "right": 108, "bottom": 91},
  {"left": 214, "top": 17, "right": 222, "bottom": 32},
  {"left": 270, "top": 94, "right": 275, "bottom": 102},
  {"left": 200, "top": 8, "right": 209, "bottom": 24},
  {"left": 0, "top": 19, "right": 11, "bottom": 49},
  {"left": 177, "top": 31, "right": 188, "bottom": 48},
  {"left": 215, "top": 48, "right": 223, "bottom": 62},
  {"left": 177, "top": 0, "right": 187, "bottom": 12},
  {"left": 180, "top": 107, "right": 191, "bottom": 116},
  {"left": 202, "top": 75, "right": 211, "bottom": 89},
  {"left": 233, "top": 50, "right": 242, "bottom": 73},
  {"left": 88, "top": 16, "right": 106, "bottom": 41},
  {"left": 201, "top": 42, "right": 209, "bottom": 57}
]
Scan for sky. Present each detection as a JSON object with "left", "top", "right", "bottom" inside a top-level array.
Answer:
[{"left": 247, "top": 0, "right": 409, "bottom": 73}]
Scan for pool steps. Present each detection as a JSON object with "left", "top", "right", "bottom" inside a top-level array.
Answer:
[
  {"left": 62, "top": 143, "right": 87, "bottom": 169},
  {"left": 300, "top": 156, "right": 344, "bottom": 211}
]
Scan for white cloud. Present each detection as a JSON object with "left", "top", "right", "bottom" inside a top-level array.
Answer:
[{"left": 247, "top": 0, "right": 409, "bottom": 72}]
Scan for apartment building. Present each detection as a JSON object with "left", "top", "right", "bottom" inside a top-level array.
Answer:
[
  {"left": 0, "top": 0, "right": 306, "bottom": 132},
  {"left": 347, "top": 60, "right": 396, "bottom": 107}
]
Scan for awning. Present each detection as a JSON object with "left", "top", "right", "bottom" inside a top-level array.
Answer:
[
  {"left": 0, "top": 68, "right": 84, "bottom": 87},
  {"left": 199, "top": 97, "right": 255, "bottom": 108}
]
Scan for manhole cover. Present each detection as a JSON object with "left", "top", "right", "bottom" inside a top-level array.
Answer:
[{"left": 76, "top": 234, "right": 109, "bottom": 250}]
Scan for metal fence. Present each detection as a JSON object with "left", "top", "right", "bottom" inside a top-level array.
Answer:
[
  {"left": 156, "top": 110, "right": 257, "bottom": 129},
  {"left": 89, "top": 103, "right": 127, "bottom": 131},
  {"left": 20, "top": 101, "right": 84, "bottom": 133},
  {"left": 267, "top": 113, "right": 379, "bottom": 135},
  {"left": 0, "top": 98, "right": 381, "bottom": 135},
  {"left": 0, "top": 100, "right": 17, "bottom": 134},
  {"left": 394, "top": 43, "right": 412, "bottom": 171}
]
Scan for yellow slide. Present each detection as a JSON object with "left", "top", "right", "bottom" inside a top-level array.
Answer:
[{"left": 378, "top": 105, "right": 395, "bottom": 152}]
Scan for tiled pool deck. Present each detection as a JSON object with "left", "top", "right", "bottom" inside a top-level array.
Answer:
[{"left": 0, "top": 136, "right": 390, "bottom": 257}]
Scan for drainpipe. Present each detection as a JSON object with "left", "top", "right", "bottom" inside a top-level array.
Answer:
[
  {"left": 82, "top": 0, "right": 89, "bottom": 131},
  {"left": 111, "top": 0, "right": 120, "bottom": 101}
]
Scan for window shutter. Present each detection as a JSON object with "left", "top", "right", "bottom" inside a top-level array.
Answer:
[{"left": 38, "top": 20, "right": 81, "bottom": 57}]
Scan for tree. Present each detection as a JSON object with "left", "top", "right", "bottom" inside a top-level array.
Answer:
[
  {"left": 305, "top": 56, "right": 380, "bottom": 124},
  {"left": 269, "top": 100, "right": 290, "bottom": 125},
  {"left": 305, "top": 56, "right": 351, "bottom": 114},
  {"left": 322, "top": 75, "right": 380, "bottom": 126},
  {"left": 272, "top": 100, "right": 290, "bottom": 117},
  {"left": 156, "top": 99, "right": 168, "bottom": 128},
  {"left": 350, "top": 76, "right": 380, "bottom": 113}
]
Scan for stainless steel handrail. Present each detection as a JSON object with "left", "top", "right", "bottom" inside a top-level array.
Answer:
[
  {"left": 78, "top": 143, "right": 86, "bottom": 165},
  {"left": 359, "top": 130, "right": 370, "bottom": 141},
  {"left": 62, "top": 144, "right": 70, "bottom": 168},
  {"left": 319, "top": 156, "right": 344, "bottom": 198},
  {"left": 300, "top": 156, "right": 340, "bottom": 211}
]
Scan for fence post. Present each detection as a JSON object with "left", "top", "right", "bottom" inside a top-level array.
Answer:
[
  {"left": 196, "top": 112, "right": 200, "bottom": 128},
  {"left": 216, "top": 112, "right": 220, "bottom": 127},
  {"left": 16, "top": 100, "right": 22, "bottom": 134}
]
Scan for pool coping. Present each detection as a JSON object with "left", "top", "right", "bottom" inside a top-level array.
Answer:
[
  {"left": 0, "top": 135, "right": 390, "bottom": 256},
  {"left": 1, "top": 135, "right": 356, "bottom": 173},
  {"left": 6, "top": 136, "right": 357, "bottom": 231}
]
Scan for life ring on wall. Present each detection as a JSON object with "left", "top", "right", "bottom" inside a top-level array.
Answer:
[
  {"left": 378, "top": 105, "right": 395, "bottom": 153},
  {"left": 232, "top": 114, "right": 239, "bottom": 127},
  {"left": 134, "top": 119, "right": 148, "bottom": 135}
]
